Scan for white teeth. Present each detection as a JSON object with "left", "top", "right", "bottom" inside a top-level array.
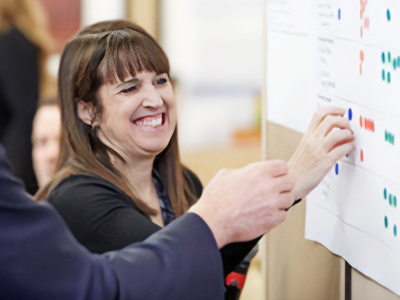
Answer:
[{"left": 134, "top": 116, "right": 162, "bottom": 127}]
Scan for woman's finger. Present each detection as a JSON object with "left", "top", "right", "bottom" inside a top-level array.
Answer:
[
  {"left": 328, "top": 141, "right": 356, "bottom": 163},
  {"left": 308, "top": 107, "right": 346, "bottom": 131},
  {"left": 324, "top": 129, "right": 354, "bottom": 152},
  {"left": 316, "top": 115, "right": 351, "bottom": 137}
]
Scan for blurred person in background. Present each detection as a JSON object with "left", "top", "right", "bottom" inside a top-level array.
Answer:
[
  {"left": 0, "top": 0, "right": 55, "bottom": 194},
  {"left": 32, "top": 97, "right": 61, "bottom": 188}
]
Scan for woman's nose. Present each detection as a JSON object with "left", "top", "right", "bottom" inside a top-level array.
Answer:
[{"left": 142, "top": 86, "right": 163, "bottom": 109}]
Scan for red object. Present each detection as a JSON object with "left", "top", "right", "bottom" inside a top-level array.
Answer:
[
  {"left": 38, "top": 0, "right": 81, "bottom": 49},
  {"left": 360, "top": 51, "right": 364, "bottom": 62},
  {"left": 360, "top": 149, "right": 364, "bottom": 162},
  {"left": 364, "top": 17, "right": 370, "bottom": 28},
  {"left": 226, "top": 272, "right": 247, "bottom": 290},
  {"left": 360, "top": 116, "right": 363, "bottom": 127},
  {"left": 364, "top": 118, "right": 375, "bottom": 132}
]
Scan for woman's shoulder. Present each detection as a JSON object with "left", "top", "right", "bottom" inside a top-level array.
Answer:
[{"left": 47, "top": 174, "right": 135, "bottom": 209}]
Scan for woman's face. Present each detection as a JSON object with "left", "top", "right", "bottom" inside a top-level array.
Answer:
[{"left": 93, "top": 71, "right": 176, "bottom": 160}]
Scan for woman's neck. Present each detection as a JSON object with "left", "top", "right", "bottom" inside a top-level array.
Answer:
[
  {"left": 114, "top": 155, "right": 156, "bottom": 201},
  {"left": 96, "top": 131, "right": 164, "bottom": 226},
  {"left": 113, "top": 155, "right": 164, "bottom": 227}
]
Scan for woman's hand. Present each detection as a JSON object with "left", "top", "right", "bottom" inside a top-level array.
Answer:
[{"left": 288, "top": 107, "right": 355, "bottom": 200}]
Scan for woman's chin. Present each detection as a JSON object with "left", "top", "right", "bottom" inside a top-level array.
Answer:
[{"left": 138, "top": 142, "right": 170, "bottom": 157}]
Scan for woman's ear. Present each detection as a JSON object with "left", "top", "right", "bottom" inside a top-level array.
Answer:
[{"left": 77, "top": 101, "right": 99, "bottom": 126}]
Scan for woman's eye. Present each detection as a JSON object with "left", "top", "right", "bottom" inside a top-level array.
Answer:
[
  {"left": 156, "top": 78, "right": 168, "bottom": 85},
  {"left": 121, "top": 86, "right": 136, "bottom": 94}
]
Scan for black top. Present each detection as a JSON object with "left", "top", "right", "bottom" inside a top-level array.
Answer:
[
  {"left": 0, "top": 28, "right": 39, "bottom": 194},
  {"left": 48, "top": 169, "right": 260, "bottom": 276}
]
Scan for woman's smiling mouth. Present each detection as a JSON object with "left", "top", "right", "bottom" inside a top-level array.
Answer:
[{"left": 133, "top": 113, "right": 165, "bottom": 128}]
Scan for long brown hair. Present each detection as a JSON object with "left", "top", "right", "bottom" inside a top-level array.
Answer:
[
  {"left": 0, "top": 0, "right": 55, "bottom": 98},
  {"left": 35, "top": 21, "right": 197, "bottom": 217}
]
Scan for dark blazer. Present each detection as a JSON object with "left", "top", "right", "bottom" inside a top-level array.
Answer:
[
  {"left": 0, "top": 143, "right": 224, "bottom": 299},
  {"left": 0, "top": 27, "right": 39, "bottom": 194}
]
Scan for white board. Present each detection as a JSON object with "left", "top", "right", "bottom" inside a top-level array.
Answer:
[{"left": 267, "top": 0, "right": 400, "bottom": 295}]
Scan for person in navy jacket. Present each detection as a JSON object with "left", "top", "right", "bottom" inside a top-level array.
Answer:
[{"left": 0, "top": 142, "right": 298, "bottom": 299}]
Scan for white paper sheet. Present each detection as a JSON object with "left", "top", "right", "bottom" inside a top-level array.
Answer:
[
  {"left": 267, "top": 0, "right": 400, "bottom": 295},
  {"left": 266, "top": 0, "right": 317, "bottom": 133}
]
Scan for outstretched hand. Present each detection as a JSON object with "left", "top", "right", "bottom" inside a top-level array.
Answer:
[
  {"left": 288, "top": 107, "right": 355, "bottom": 200},
  {"left": 189, "top": 160, "right": 295, "bottom": 248}
]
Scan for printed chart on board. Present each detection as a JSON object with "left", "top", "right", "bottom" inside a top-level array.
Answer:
[{"left": 267, "top": 0, "right": 400, "bottom": 295}]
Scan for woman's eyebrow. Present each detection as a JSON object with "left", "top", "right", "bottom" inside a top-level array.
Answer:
[{"left": 115, "top": 77, "right": 140, "bottom": 88}]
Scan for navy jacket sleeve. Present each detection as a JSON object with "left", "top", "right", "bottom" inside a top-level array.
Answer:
[{"left": 0, "top": 144, "right": 224, "bottom": 300}]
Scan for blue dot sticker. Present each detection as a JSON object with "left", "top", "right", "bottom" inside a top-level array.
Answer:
[
  {"left": 384, "top": 188, "right": 387, "bottom": 199},
  {"left": 348, "top": 108, "right": 353, "bottom": 121},
  {"left": 385, "top": 216, "right": 389, "bottom": 228},
  {"left": 382, "top": 69, "right": 386, "bottom": 81},
  {"left": 389, "top": 194, "right": 392, "bottom": 205},
  {"left": 394, "top": 196, "right": 397, "bottom": 207},
  {"left": 335, "top": 163, "right": 339, "bottom": 175},
  {"left": 388, "top": 52, "right": 392, "bottom": 63},
  {"left": 382, "top": 52, "right": 386, "bottom": 64},
  {"left": 387, "top": 9, "right": 391, "bottom": 21},
  {"left": 387, "top": 72, "right": 391, "bottom": 83},
  {"left": 338, "top": 8, "right": 341, "bottom": 20},
  {"left": 394, "top": 225, "right": 397, "bottom": 236}
]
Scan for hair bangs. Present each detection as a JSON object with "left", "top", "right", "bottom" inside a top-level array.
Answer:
[{"left": 102, "top": 29, "right": 170, "bottom": 84}]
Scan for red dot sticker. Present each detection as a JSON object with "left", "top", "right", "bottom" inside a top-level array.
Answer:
[
  {"left": 360, "top": 149, "right": 364, "bottom": 162},
  {"left": 360, "top": 116, "right": 363, "bottom": 127}
]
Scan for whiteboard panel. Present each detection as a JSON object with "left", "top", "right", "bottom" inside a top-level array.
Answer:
[{"left": 266, "top": 0, "right": 400, "bottom": 295}]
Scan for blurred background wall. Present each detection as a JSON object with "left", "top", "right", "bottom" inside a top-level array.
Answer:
[{"left": 41, "top": 0, "right": 263, "bottom": 153}]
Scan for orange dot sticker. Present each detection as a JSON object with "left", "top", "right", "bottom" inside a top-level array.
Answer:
[
  {"left": 360, "top": 149, "right": 364, "bottom": 162},
  {"left": 364, "top": 17, "right": 369, "bottom": 29}
]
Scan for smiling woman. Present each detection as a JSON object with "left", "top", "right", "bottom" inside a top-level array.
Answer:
[
  {"left": 35, "top": 20, "right": 258, "bottom": 280},
  {"left": 36, "top": 22, "right": 193, "bottom": 216}
]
